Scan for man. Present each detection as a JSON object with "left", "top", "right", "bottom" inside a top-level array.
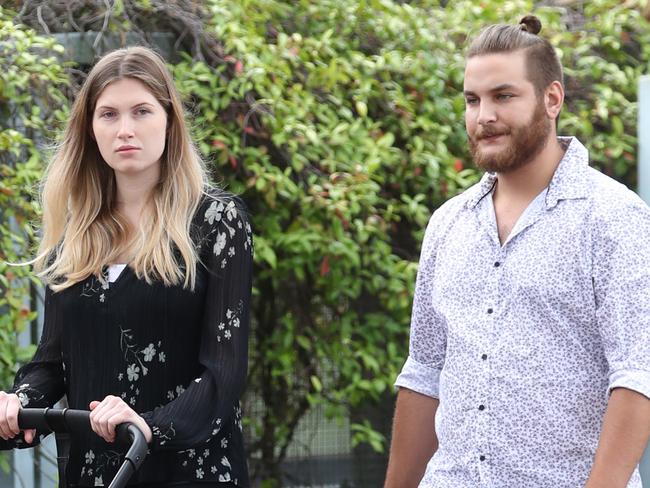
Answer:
[{"left": 384, "top": 15, "right": 650, "bottom": 488}]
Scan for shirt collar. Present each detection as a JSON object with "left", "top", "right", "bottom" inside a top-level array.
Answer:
[{"left": 465, "top": 136, "right": 590, "bottom": 210}]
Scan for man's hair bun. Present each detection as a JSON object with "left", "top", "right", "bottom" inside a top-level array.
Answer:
[{"left": 520, "top": 15, "right": 542, "bottom": 35}]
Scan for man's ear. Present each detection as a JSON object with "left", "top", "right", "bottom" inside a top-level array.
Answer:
[{"left": 545, "top": 80, "right": 564, "bottom": 121}]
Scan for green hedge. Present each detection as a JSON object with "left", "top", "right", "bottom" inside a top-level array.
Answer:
[
  {"left": 0, "top": 4, "right": 69, "bottom": 472},
  {"left": 0, "top": 7, "right": 69, "bottom": 390}
]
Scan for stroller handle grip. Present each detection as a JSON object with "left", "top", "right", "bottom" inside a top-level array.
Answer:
[
  {"left": 18, "top": 408, "right": 148, "bottom": 488},
  {"left": 18, "top": 407, "right": 90, "bottom": 433}
]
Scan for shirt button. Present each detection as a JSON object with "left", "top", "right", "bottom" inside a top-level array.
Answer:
[
  {"left": 479, "top": 455, "right": 486, "bottom": 461},
  {"left": 478, "top": 404, "right": 485, "bottom": 411},
  {"left": 487, "top": 308, "right": 493, "bottom": 314},
  {"left": 494, "top": 261, "right": 501, "bottom": 267},
  {"left": 481, "top": 353, "right": 488, "bottom": 360}
]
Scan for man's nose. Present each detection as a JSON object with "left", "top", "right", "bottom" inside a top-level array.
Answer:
[{"left": 477, "top": 101, "right": 497, "bottom": 125}]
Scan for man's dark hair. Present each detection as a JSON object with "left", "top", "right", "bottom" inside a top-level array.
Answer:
[{"left": 467, "top": 15, "right": 563, "bottom": 96}]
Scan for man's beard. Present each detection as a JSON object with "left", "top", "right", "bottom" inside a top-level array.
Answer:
[{"left": 468, "top": 100, "right": 551, "bottom": 174}]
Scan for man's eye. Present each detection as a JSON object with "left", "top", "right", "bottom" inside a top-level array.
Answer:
[
  {"left": 497, "top": 94, "right": 513, "bottom": 100},
  {"left": 465, "top": 98, "right": 479, "bottom": 105}
]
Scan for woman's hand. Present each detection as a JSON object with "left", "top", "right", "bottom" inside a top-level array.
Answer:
[
  {"left": 89, "top": 395, "right": 152, "bottom": 444},
  {"left": 0, "top": 391, "right": 36, "bottom": 443}
]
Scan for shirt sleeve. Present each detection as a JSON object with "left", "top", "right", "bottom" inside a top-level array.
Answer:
[
  {"left": 140, "top": 196, "right": 253, "bottom": 450},
  {"left": 394, "top": 210, "right": 448, "bottom": 399},
  {"left": 593, "top": 198, "right": 650, "bottom": 400},
  {"left": 0, "top": 286, "right": 65, "bottom": 450}
]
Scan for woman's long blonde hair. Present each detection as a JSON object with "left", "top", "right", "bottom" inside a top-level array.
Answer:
[{"left": 36, "top": 46, "right": 209, "bottom": 291}]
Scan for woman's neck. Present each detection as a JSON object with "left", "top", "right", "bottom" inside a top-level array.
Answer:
[{"left": 114, "top": 171, "right": 158, "bottom": 229}]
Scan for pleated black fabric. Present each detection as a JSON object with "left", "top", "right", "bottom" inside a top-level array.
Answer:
[{"left": 3, "top": 191, "right": 252, "bottom": 486}]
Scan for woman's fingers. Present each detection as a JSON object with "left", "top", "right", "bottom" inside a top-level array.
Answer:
[
  {"left": 0, "top": 393, "right": 34, "bottom": 443},
  {"left": 0, "top": 394, "right": 12, "bottom": 440},
  {"left": 23, "top": 429, "right": 36, "bottom": 444},
  {"left": 90, "top": 396, "right": 114, "bottom": 441},
  {"left": 0, "top": 392, "right": 21, "bottom": 440},
  {"left": 88, "top": 395, "right": 152, "bottom": 444},
  {"left": 89, "top": 395, "right": 132, "bottom": 443},
  {"left": 5, "top": 395, "right": 20, "bottom": 436}
]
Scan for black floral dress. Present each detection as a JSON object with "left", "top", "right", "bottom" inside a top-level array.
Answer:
[{"left": 1, "top": 191, "right": 252, "bottom": 486}]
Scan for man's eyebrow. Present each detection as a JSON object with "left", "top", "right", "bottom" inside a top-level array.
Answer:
[
  {"left": 489, "top": 83, "right": 517, "bottom": 92},
  {"left": 463, "top": 84, "right": 518, "bottom": 97}
]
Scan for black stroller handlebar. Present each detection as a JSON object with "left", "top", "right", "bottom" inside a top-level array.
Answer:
[{"left": 18, "top": 407, "right": 148, "bottom": 488}]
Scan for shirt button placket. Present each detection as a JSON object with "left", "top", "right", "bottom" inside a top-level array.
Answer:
[{"left": 478, "top": 251, "right": 504, "bottom": 482}]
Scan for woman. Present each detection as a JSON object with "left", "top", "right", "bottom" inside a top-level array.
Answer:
[{"left": 0, "top": 46, "right": 252, "bottom": 487}]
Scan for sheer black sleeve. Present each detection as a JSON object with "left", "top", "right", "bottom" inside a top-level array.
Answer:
[
  {"left": 140, "top": 196, "right": 253, "bottom": 450},
  {"left": 0, "top": 286, "right": 65, "bottom": 449}
]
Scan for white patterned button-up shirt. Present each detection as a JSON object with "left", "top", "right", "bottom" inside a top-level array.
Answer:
[{"left": 395, "top": 137, "right": 650, "bottom": 488}]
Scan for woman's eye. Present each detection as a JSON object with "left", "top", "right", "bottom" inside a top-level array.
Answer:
[
  {"left": 136, "top": 108, "right": 151, "bottom": 116},
  {"left": 100, "top": 111, "right": 116, "bottom": 119}
]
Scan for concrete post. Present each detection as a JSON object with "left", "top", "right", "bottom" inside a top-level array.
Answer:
[
  {"left": 639, "top": 76, "right": 650, "bottom": 204},
  {"left": 638, "top": 75, "right": 650, "bottom": 487}
]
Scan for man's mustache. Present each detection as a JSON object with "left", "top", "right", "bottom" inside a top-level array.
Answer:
[{"left": 472, "top": 127, "right": 511, "bottom": 140}]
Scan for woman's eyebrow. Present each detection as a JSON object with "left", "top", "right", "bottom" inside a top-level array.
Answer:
[{"left": 95, "top": 102, "right": 155, "bottom": 111}]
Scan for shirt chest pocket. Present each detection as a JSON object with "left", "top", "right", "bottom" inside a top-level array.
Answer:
[{"left": 505, "top": 226, "right": 595, "bottom": 319}]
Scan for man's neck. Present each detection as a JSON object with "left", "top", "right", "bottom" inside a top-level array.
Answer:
[{"left": 493, "top": 136, "right": 566, "bottom": 203}]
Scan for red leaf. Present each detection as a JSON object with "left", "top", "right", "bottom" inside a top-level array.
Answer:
[
  {"left": 235, "top": 61, "right": 243, "bottom": 74},
  {"left": 229, "top": 155, "right": 238, "bottom": 169},
  {"left": 334, "top": 208, "right": 350, "bottom": 229},
  {"left": 211, "top": 139, "right": 227, "bottom": 149},
  {"left": 320, "top": 256, "right": 330, "bottom": 276},
  {"left": 440, "top": 180, "right": 448, "bottom": 196},
  {"left": 453, "top": 159, "right": 464, "bottom": 172}
]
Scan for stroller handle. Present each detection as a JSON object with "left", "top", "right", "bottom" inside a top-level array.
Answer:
[{"left": 18, "top": 408, "right": 148, "bottom": 488}]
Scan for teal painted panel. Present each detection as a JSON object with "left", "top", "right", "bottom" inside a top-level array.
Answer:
[
  {"left": 639, "top": 76, "right": 650, "bottom": 203},
  {"left": 52, "top": 32, "right": 178, "bottom": 64},
  {"left": 638, "top": 75, "right": 650, "bottom": 488}
]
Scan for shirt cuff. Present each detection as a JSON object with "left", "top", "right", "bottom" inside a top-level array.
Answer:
[
  {"left": 8, "top": 383, "right": 42, "bottom": 408},
  {"left": 139, "top": 410, "right": 164, "bottom": 451},
  {"left": 608, "top": 368, "right": 650, "bottom": 399},
  {"left": 394, "top": 355, "right": 442, "bottom": 399}
]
